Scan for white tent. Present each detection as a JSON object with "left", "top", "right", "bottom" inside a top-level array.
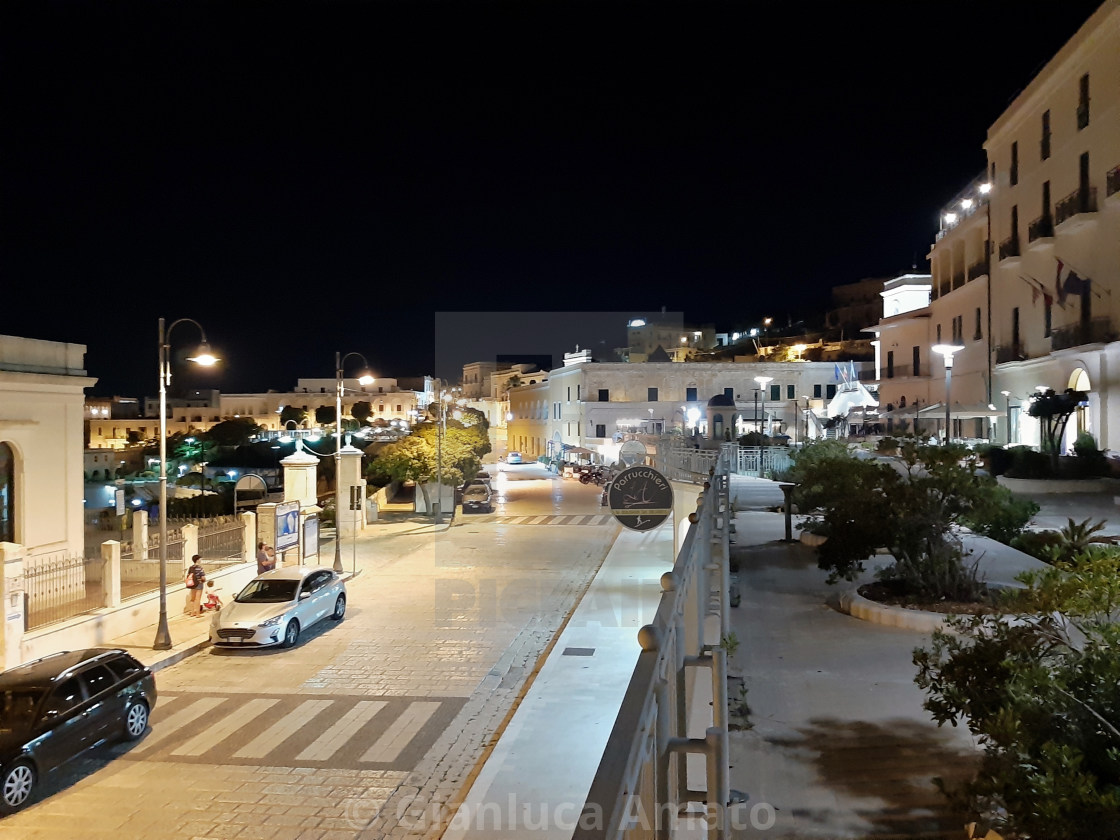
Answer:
[{"left": 826, "top": 379, "right": 879, "bottom": 419}]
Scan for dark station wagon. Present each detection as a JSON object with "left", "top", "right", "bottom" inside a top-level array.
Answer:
[{"left": 0, "top": 648, "right": 157, "bottom": 814}]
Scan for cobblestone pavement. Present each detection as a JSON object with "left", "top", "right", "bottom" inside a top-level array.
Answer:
[{"left": 3, "top": 483, "right": 617, "bottom": 840}]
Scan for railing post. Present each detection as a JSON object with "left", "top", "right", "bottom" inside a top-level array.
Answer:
[
  {"left": 135, "top": 509, "right": 149, "bottom": 560},
  {"left": 0, "top": 542, "right": 26, "bottom": 671},
  {"left": 705, "top": 726, "right": 728, "bottom": 839},
  {"left": 240, "top": 511, "right": 256, "bottom": 563},
  {"left": 182, "top": 523, "right": 199, "bottom": 572},
  {"left": 101, "top": 540, "right": 122, "bottom": 608}
]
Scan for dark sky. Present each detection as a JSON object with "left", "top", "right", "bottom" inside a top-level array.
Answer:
[{"left": 1, "top": 0, "right": 1107, "bottom": 396}]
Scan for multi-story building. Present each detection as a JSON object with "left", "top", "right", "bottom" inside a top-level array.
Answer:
[
  {"left": 461, "top": 361, "right": 497, "bottom": 399},
  {"left": 929, "top": 0, "right": 1120, "bottom": 449},
  {"left": 1, "top": 334, "right": 96, "bottom": 556},
  {"left": 620, "top": 314, "right": 717, "bottom": 363},
  {"left": 507, "top": 349, "right": 870, "bottom": 463}
]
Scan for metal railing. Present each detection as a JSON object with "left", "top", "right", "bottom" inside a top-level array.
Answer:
[
  {"left": 1055, "top": 186, "right": 1097, "bottom": 226},
  {"left": 967, "top": 258, "right": 988, "bottom": 281},
  {"left": 1108, "top": 165, "right": 1120, "bottom": 199},
  {"left": 21, "top": 552, "right": 104, "bottom": 631},
  {"left": 731, "top": 445, "right": 792, "bottom": 477},
  {"left": 998, "top": 235, "right": 1021, "bottom": 261},
  {"left": 576, "top": 450, "right": 732, "bottom": 839},
  {"left": 1028, "top": 214, "right": 1054, "bottom": 242},
  {"left": 198, "top": 519, "right": 244, "bottom": 565},
  {"left": 1051, "top": 317, "right": 1116, "bottom": 351}
]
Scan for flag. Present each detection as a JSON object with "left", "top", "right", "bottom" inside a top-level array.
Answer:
[
  {"left": 833, "top": 362, "right": 842, "bottom": 382},
  {"left": 1055, "top": 259, "right": 1067, "bottom": 308},
  {"left": 1056, "top": 257, "right": 1091, "bottom": 303},
  {"left": 849, "top": 360, "right": 857, "bottom": 384}
]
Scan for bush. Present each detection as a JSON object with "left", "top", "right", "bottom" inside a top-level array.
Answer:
[
  {"left": 1005, "top": 445, "right": 1051, "bottom": 479},
  {"left": 875, "top": 436, "right": 899, "bottom": 454},
  {"left": 973, "top": 443, "right": 1011, "bottom": 476},
  {"left": 959, "top": 484, "right": 1039, "bottom": 544}
]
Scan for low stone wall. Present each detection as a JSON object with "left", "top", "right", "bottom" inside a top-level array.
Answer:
[
  {"left": 997, "top": 476, "right": 1115, "bottom": 494},
  {"left": 831, "top": 587, "right": 949, "bottom": 633}
]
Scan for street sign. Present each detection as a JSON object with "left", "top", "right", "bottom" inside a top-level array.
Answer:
[
  {"left": 619, "top": 440, "right": 647, "bottom": 466},
  {"left": 275, "top": 500, "right": 300, "bottom": 551},
  {"left": 115, "top": 488, "right": 125, "bottom": 516},
  {"left": 607, "top": 465, "right": 674, "bottom": 532},
  {"left": 350, "top": 485, "right": 362, "bottom": 511}
]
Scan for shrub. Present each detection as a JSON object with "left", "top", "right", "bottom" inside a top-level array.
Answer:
[
  {"left": 1005, "top": 445, "right": 1050, "bottom": 479},
  {"left": 959, "top": 484, "right": 1039, "bottom": 544},
  {"left": 875, "top": 436, "right": 899, "bottom": 454}
]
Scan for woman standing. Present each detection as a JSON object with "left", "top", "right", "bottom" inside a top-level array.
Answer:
[{"left": 185, "top": 555, "right": 206, "bottom": 617}]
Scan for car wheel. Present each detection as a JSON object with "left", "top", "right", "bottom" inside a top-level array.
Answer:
[
  {"left": 282, "top": 619, "right": 300, "bottom": 648},
  {"left": 1, "top": 760, "right": 36, "bottom": 814},
  {"left": 123, "top": 700, "right": 149, "bottom": 740},
  {"left": 331, "top": 594, "right": 346, "bottom": 621}
]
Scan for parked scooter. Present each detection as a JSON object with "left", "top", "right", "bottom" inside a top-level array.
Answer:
[{"left": 579, "top": 466, "right": 606, "bottom": 485}]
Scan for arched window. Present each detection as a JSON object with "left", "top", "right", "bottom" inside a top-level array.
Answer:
[
  {"left": 0, "top": 442, "right": 14, "bottom": 543},
  {"left": 712, "top": 413, "right": 724, "bottom": 439}
]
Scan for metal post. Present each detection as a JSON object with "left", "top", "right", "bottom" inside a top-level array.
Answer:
[
  {"left": 153, "top": 318, "right": 172, "bottom": 650},
  {"left": 334, "top": 351, "right": 344, "bottom": 573},
  {"left": 944, "top": 362, "right": 953, "bottom": 445},
  {"left": 434, "top": 377, "right": 443, "bottom": 524}
]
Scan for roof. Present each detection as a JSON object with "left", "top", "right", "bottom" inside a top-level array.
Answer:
[{"left": 0, "top": 648, "right": 127, "bottom": 688}]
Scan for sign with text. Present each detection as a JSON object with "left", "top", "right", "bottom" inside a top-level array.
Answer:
[
  {"left": 607, "top": 465, "right": 673, "bottom": 532},
  {"left": 275, "top": 500, "right": 300, "bottom": 552},
  {"left": 302, "top": 515, "right": 319, "bottom": 559}
]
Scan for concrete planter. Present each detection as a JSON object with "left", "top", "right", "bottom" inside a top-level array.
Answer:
[
  {"left": 833, "top": 587, "right": 949, "bottom": 633},
  {"left": 799, "top": 531, "right": 828, "bottom": 547},
  {"left": 997, "top": 475, "right": 1114, "bottom": 494}
]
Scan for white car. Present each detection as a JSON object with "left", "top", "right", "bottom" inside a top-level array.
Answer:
[{"left": 210, "top": 566, "right": 346, "bottom": 649}]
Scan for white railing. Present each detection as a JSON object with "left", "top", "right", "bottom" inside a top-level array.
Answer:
[
  {"left": 575, "top": 452, "right": 732, "bottom": 839},
  {"left": 730, "top": 445, "right": 792, "bottom": 477}
]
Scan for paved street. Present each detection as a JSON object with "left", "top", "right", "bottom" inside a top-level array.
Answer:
[{"left": 3, "top": 470, "right": 617, "bottom": 840}]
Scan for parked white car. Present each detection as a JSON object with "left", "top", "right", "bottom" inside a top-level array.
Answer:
[{"left": 210, "top": 566, "right": 346, "bottom": 649}]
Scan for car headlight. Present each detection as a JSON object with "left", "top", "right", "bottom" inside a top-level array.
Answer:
[{"left": 258, "top": 615, "right": 285, "bottom": 628}]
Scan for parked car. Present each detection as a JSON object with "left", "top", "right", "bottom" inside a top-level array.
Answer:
[
  {"left": 210, "top": 566, "right": 346, "bottom": 649},
  {"left": 462, "top": 483, "right": 493, "bottom": 513},
  {"left": 506, "top": 451, "right": 522, "bottom": 464},
  {"left": 0, "top": 648, "right": 156, "bottom": 814},
  {"left": 465, "top": 469, "right": 492, "bottom": 490}
]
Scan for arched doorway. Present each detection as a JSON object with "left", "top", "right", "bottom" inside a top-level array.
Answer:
[
  {"left": 1068, "top": 368, "right": 1092, "bottom": 445},
  {"left": 0, "top": 442, "right": 15, "bottom": 543}
]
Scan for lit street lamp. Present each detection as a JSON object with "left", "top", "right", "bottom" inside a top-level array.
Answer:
[
  {"left": 335, "top": 352, "right": 374, "bottom": 573},
  {"left": 932, "top": 344, "right": 965, "bottom": 445},
  {"left": 754, "top": 376, "right": 773, "bottom": 437},
  {"left": 154, "top": 318, "right": 218, "bottom": 650}
]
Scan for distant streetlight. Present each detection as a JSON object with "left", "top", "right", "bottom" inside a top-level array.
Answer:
[
  {"left": 335, "top": 352, "right": 374, "bottom": 573},
  {"left": 754, "top": 376, "right": 773, "bottom": 437},
  {"left": 932, "top": 344, "right": 965, "bottom": 445},
  {"left": 154, "top": 317, "right": 218, "bottom": 650}
]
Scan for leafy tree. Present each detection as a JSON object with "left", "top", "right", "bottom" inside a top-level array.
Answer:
[
  {"left": 315, "top": 405, "right": 337, "bottom": 425},
  {"left": 914, "top": 553, "right": 1120, "bottom": 838},
  {"left": 367, "top": 435, "right": 464, "bottom": 511},
  {"left": 1028, "top": 388, "right": 1087, "bottom": 468},
  {"left": 205, "top": 417, "right": 263, "bottom": 448},
  {"left": 279, "top": 406, "right": 307, "bottom": 426},
  {"left": 351, "top": 401, "right": 372, "bottom": 425},
  {"left": 502, "top": 374, "right": 522, "bottom": 398}
]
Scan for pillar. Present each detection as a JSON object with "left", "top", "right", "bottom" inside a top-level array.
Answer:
[
  {"left": 281, "top": 444, "right": 320, "bottom": 508},
  {"left": 240, "top": 511, "right": 256, "bottom": 562},
  {"left": 257, "top": 503, "right": 278, "bottom": 565},
  {"left": 134, "top": 509, "right": 149, "bottom": 561},
  {"left": 101, "top": 540, "right": 121, "bottom": 608},
  {"left": 0, "top": 542, "right": 26, "bottom": 671},
  {"left": 182, "top": 524, "right": 199, "bottom": 574},
  {"left": 338, "top": 442, "right": 365, "bottom": 539}
]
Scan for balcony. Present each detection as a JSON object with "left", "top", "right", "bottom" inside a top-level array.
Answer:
[
  {"left": 952, "top": 271, "right": 965, "bottom": 290},
  {"left": 1055, "top": 186, "right": 1098, "bottom": 232},
  {"left": 882, "top": 364, "right": 926, "bottom": 380},
  {"left": 1051, "top": 317, "right": 1117, "bottom": 352},
  {"left": 1107, "top": 165, "right": 1120, "bottom": 205},
  {"left": 1027, "top": 214, "right": 1054, "bottom": 251},
  {"left": 995, "top": 344, "right": 1027, "bottom": 364},
  {"left": 998, "top": 235, "right": 1021, "bottom": 264},
  {"left": 967, "top": 258, "right": 989, "bottom": 281}
]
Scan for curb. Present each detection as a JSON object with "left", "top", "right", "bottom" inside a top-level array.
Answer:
[
  {"left": 829, "top": 587, "right": 950, "bottom": 633},
  {"left": 148, "top": 637, "right": 213, "bottom": 673}
]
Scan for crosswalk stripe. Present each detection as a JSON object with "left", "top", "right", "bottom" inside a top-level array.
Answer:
[
  {"left": 233, "top": 699, "right": 334, "bottom": 759},
  {"left": 172, "top": 698, "right": 279, "bottom": 757},
  {"left": 296, "top": 700, "right": 386, "bottom": 761},
  {"left": 526, "top": 515, "right": 549, "bottom": 524},
  {"left": 132, "top": 697, "right": 228, "bottom": 754},
  {"left": 360, "top": 701, "right": 441, "bottom": 763}
]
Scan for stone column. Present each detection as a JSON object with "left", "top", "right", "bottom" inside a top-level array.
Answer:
[
  {"left": 240, "top": 512, "right": 256, "bottom": 562},
  {"left": 182, "top": 524, "right": 199, "bottom": 574},
  {"left": 281, "top": 444, "right": 320, "bottom": 508},
  {"left": 0, "top": 542, "right": 26, "bottom": 671},
  {"left": 101, "top": 540, "right": 122, "bottom": 608},
  {"left": 338, "top": 442, "right": 365, "bottom": 539},
  {"left": 134, "top": 509, "right": 149, "bottom": 560},
  {"left": 256, "top": 503, "right": 279, "bottom": 566}
]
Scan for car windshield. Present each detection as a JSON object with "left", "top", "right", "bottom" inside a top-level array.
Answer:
[
  {"left": 465, "top": 486, "right": 488, "bottom": 497},
  {"left": 235, "top": 579, "right": 299, "bottom": 604},
  {"left": 0, "top": 689, "right": 44, "bottom": 733}
]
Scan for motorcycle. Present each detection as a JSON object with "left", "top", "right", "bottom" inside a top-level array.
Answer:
[{"left": 579, "top": 466, "right": 606, "bottom": 485}]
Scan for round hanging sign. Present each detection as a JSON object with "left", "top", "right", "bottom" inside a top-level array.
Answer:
[{"left": 607, "top": 465, "right": 674, "bottom": 531}]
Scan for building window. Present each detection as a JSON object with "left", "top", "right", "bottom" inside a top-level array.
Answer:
[
  {"left": 1010, "top": 141, "right": 1018, "bottom": 186},
  {"left": 974, "top": 308, "right": 982, "bottom": 341},
  {"left": 396, "top": 405, "right": 402, "bottom": 412},
  {"left": 786, "top": 384, "right": 795, "bottom": 399},
  {"left": 598, "top": 389, "right": 609, "bottom": 402},
  {"left": 724, "top": 387, "right": 734, "bottom": 401},
  {"left": 1044, "top": 300, "right": 1052, "bottom": 338},
  {"left": 567, "top": 387, "right": 571, "bottom": 401},
  {"left": 1077, "top": 73, "right": 1090, "bottom": 129},
  {"left": 770, "top": 384, "right": 779, "bottom": 402},
  {"left": 826, "top": 384, "right": 837, "bottom": 399},
  {"left": 936, "top": 324, "right": 942, "bottom": 344},
  {"left": 813, "top": 384, "right": 822, "bottom": 399},
  {"left": 686, "top": 387, "right": 697, "bottom": 402},
  {"left": 595, "top": 424, "right": 606, "bottom": 438},
  {"left": 0, "top": 442, "right": 13, "bottom": 542},
  {"left": 576, "top": 385, "right": 580, "bottom": 400},
  {"left": 886, "top": 351, "right": 894, "bottom": 379},
  {"left": 1012, "top": 307, "right": 1021, "bottom": 350},
  {"left": 912, "top": 346, "right": 920, "bottom": 377},
  {"left": 648, "top": 387, "right": 658, "bottom": 401},
  {"left": 1041, "top": 109, "right": 1051, "bottom": 160}
]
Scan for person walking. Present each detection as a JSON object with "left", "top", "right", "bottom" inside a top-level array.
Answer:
[
  {"left": 185, "top": 555, "right": 206, "bottom": 617},
  {"left": 256, "top": 541, "right": 272, "bottom": 574}
]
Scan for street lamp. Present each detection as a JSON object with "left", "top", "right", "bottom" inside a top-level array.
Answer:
[
  {"left": 932, "top": 344, "right": 965, "bottom": 445},
  {"left": 754, "top": 376, "right": 773, "bottom": 437},
  {"left": 154, "top": 318, "right": 218, "bottom": 650},
  {"left": 432, "top": 378, "right": 448, "bottom": 524},
  {"left": 335, "top": 352, "right": 374, "bottom": 573},
  {"left": 1001, "top": 390, "right": 1018, "bottom": 446}
]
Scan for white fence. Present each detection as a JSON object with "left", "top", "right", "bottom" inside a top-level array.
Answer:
[{"left": 575, "top": 450, "right": 733, "bottom": 839}]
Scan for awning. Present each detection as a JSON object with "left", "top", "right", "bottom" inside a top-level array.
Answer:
[
  {"left": 878, "top": 405, "right": 921, "bottom": 419},
  {"left": 563, "top": 445, "right": 594, "bottom": 455},
  {"left": 919, "top": 402, "right": 1004, "bottom": 419}
]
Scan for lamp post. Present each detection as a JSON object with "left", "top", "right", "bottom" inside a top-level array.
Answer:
[
  {"left": 1001, "top": 390, "right": 1018, "bottom": 446},
  {"left": 754, "top": 376, "right": 773, "bottom": 438},
  {"left": 433, "top": 379, "right": 448, "bottom": 524},
  {"left": 154, "top": 318, "right": 217, "bottom": 650},
  {"left": 335, "top": 352, "right": 374, "bottom": 574},
  {"left": 932, "top": 344, "right": 964, "bottom": 445}
]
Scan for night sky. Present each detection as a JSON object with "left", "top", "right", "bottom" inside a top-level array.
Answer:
[{"left": 2, "top": 0, "right": 1107, "bottom": 397}]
